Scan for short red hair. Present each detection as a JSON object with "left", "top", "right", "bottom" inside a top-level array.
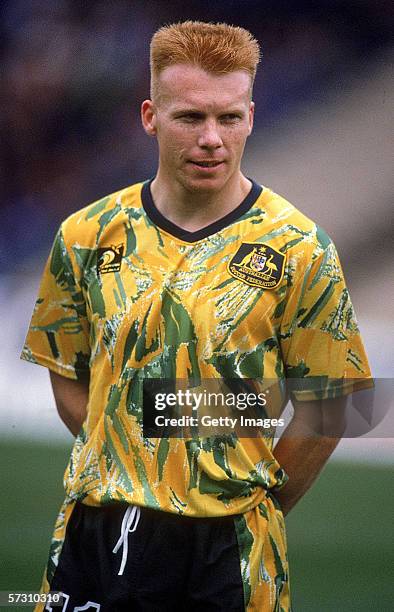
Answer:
[{"left": 150, "top": 20, "right": 261, "bottom": 99}]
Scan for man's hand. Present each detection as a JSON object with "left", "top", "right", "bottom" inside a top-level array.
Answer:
[
  {"left": 272, "top": 396, "right": 347, "bottom": 516},
  {"left": 49, "top": 370, "right": 90, "bottom": 436}
]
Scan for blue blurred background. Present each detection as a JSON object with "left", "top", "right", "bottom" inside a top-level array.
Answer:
[
  {"left": 1, "top": 0, "right": 393, "bottom": 270},
  {"left": 0, "top": 1, "right": 393, "bottom": 610}
]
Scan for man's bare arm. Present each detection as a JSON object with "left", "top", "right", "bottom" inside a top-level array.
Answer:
[
  {"left": 49, "top": 370, "right": 90, "bottom": 436},
  {"left": 272, "top": 396, "right": 347, "bottom": 516}
]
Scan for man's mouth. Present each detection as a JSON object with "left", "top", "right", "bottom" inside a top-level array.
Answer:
[{"left": 189, "top": 160, "right": 223, "bottom": 168}]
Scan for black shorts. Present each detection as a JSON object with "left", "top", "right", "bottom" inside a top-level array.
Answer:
[{"left": 48, "top": 501, "right": 245, "bottom": 612}]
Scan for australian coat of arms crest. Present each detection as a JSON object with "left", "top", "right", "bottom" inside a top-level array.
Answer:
[{"left": 228, "top": 243, "right": 285, "bottom": 289}]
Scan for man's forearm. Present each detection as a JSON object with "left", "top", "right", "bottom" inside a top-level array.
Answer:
[
  {"left": 272, "top": 396, "right": 347, "bottom": 515},
  {"left": 49, "top": 370, "right": 89, "bottom": 437},
  {"left": 272, "top": 430, "right": 341, "bottom": 516}
]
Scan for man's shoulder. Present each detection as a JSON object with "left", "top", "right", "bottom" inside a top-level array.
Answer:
[
  {"left": 59, "top": 181, "right": 145, "bottom": 243},
  {"left": 257, "top": 184, "right": 334, "bottom": 256},
  {"left": 259, "top": 185, "right": 315, "bottom": 230}
]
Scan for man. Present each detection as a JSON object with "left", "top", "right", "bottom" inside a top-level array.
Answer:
[{"left": 22, "top": 21, "right": 372, "bottom": 612}]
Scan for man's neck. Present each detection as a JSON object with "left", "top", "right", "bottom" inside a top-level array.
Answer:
[{"left": 150, "top": 171, "right": 252, "bottom": 233}]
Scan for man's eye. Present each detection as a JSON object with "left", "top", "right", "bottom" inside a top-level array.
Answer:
[
  {"left": 179, "top": 114, "right": 201, "bottom": 122},
  {"left": 221, "top": 114, "right": 241, "bottom": 122}
]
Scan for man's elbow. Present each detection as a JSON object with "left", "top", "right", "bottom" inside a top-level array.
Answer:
[
  {"left": 322, "top": 396, "right": 348, "bottom": 438},
  {"left": 56, "top": 401, "right": 86, "bottom": 437}
]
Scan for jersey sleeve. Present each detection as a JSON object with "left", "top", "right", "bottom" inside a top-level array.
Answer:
[
  {"left": 280, "top": 237, "right": 373, "bottom": 401},
  {"left": 20, "top": 224, "right": 91, "bottom": 380}
]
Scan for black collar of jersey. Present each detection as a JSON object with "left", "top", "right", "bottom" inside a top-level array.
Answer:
[{"left": 141, "top": 177, "right": 263, "bottom": 243}]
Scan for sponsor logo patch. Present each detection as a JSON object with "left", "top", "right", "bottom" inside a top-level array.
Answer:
[
  {"left": 228, "top": 243, "right": 285, "bottom": 289},
  {"left": 97, "top": 244, "right": 124, "bottom": 274}
]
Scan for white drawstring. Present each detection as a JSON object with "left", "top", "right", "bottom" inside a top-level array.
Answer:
[{"left": 112, "top": 505, "right": 141, "bottom": 576}]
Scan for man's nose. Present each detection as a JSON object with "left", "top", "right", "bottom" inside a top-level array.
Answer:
[{"left": 197, "top": 121, "right": 223, "bottom": 148}]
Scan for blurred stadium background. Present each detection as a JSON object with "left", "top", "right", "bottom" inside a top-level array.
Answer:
[{"left": 1, "top": 1, "right": 393, "bottom": 610}]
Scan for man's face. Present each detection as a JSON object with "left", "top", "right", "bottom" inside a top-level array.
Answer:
[{"left": 142, "top": 64, "right": 254, "bottom": 193}]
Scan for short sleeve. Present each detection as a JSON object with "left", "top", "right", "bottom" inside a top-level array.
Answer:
[
  {"left": 280, "top": 238, "right": 373, "bottom": 401},
  {"left": 20, "top": 225, "right": 91, "bottom": 380}
]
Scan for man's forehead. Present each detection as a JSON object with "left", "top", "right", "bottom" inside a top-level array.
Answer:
[{"left": 156, "top": 64, "right": 252, "bottom": 106}]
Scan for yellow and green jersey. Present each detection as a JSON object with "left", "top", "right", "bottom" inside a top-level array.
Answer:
[
  {"left": 23, "top": 178, "right": 373, "bottom": 610},
  {"left": 22, "top": 179, "right": 371, "bottom": 516}
]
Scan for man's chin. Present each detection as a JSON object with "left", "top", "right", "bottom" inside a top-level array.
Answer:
[{"left": 179, "top": 172, "right": 229, "bottom": 194}]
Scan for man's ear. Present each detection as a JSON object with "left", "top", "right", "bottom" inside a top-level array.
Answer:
[
  {"left": 141, "top": 100, "right": 157, "bottom": 136},
  {"left": 248, "top": 101, "right": 255, "bottom": 136}
]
